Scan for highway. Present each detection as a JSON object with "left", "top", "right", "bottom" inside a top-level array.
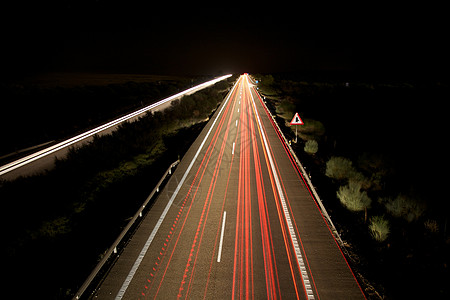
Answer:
[
  {"left": 0, "top": 75, "right": 231, "bottom": 180},
  {"left": 94, "top": 74, "right": 365, "bottom": 299}
]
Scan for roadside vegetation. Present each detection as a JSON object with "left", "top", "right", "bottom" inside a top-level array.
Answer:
[
  {"left": 0, "top": 74, "right": 209, "bottom": 159},
  {"left": 255, "top": 73, "right": 449, "bottom": 299},
  {"left": 0, "top": 76, "right": 234, "bottom": 298}
]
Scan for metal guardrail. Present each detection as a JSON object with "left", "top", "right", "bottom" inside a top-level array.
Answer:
[{"left": 73, "top": 160, "right": 180, "bottom": 300}]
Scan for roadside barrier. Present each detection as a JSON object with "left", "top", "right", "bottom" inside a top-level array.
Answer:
[{"left": 73, "top": 160, "right": 179, "bottom": 300}]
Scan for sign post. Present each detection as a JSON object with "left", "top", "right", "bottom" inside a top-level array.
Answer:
[{"left": 290, "top": 112, "right": 304, "bottom": 143}]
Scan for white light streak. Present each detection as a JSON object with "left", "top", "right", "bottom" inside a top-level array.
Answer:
[{"left": 0, "top": 75, "right": 232, "bottom": 176}]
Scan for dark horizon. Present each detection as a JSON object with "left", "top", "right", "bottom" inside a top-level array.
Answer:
[{"left": 2, "top": 2, "right": 449, "bottom": 80}]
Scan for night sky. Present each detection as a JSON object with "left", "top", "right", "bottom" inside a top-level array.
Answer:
[{"left": 2, "top": 1, "right": 449, "bottom": 78}]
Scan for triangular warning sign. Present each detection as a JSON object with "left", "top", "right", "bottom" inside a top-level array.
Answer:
[{"left": 290, "top": 112, "right": 304, "bottom": 125}]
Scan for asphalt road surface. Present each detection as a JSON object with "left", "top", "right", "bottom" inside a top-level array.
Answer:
[{"left": 94, "top": 75, "right": 365, "bottom": 299}]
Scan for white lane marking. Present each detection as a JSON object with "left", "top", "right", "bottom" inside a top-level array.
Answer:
[
  {"left": 232, "top": 142, "right": 235, "bottom": 155},
  {"left": 217, "top": 211, "right": 227, "bottom": 262},
  {"left": 0, "top": 75, "right": 232, "bottom": 177},
  {"left": 115, "top": 77, "right": 239, "bottom": 300},
  {"left": 236, "top": 119, "right": 238, "bottom": 127},
  {"left": 238, "top": 108, "right": 239, "bottom": 113},
  {"left": 246, "top": 77, "right": 316, "bottom": 300}
]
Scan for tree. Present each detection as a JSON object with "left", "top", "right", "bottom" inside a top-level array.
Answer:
[
  {"left": 369, "top": 215, "right": 390, "bottom": 242},
  {"left": 337, "top": 181, "right": 372, "bottom": 222},
  {"left": 304, "top": 140, "right": 318, "bottom": 154}
]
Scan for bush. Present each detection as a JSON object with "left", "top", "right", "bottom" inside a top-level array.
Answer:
[
  {"left": 337, "top": 181, "right": 372, "bottom": 222},
  {"left": 349, "top": 171, "right": 373, "bottom": 190},
  {"left": 36, "top": 216, "right": 71, "bottom": 239},
  {"left": 424, "top": 219, "right": 439, "bottom": 233},
  {"left": 325, "top": 156, "right": 355, "bottom": 180},
  {"left": 381, "top": 194, "right": 426, "bottom": 223},
  {"left": 277, "top": 100, "right": 296, "bottom": 118},
  {"left": 326, "top": 156, "right": 377, "bottom": 190},
  {"left": 304, "top": 140, "right": 318, "bottom": 154},
  {"left": 369, "top": 215, "right": 390, "bottom": 242},
  {"left": 297, "top": 119, "right": 325, "bottom": 141},
  {"left": 337, "top": 181, "right": 372, "bottom": 213}
]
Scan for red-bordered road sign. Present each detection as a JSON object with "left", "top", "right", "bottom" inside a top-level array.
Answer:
[{"left": 290, "top": 112, "right": 304, "bottom": 125}]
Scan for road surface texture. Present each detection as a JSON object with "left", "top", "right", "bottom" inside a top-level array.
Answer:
[{"left": 94, "top": 75, "right": 365, "bottom": 299}]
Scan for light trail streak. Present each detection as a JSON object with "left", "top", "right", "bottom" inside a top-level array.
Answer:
[
  {"left": 245, "top": 75, "right": 281, "bottom": 299},
  {"left": 233, "top": 79, "right": 254, "bottom": 300},
  {"left": 252, "top": 84, "right": 364, "bottom": 298},
  {"left": 201, "top": 85, "right": 242, "bottom": 297},
  {"left": 259, "top": 106, "right": 321, "bottom": 299},
  {"left": 253, "top": 78, "right": 368, "bottom": 299},
  {"left": 116, "top": 74, "right": 235, "bottom": 300},
  {"left": 152, "top": 100, "right": 228, "bottom": 298},
  {"left": 146, "top": 77, "right": 240, "bottom": 300},
  {"left": 0, "top": 75, "right": 232, "bottom": 177},
  {"left": 179, "top": 83, "right": 237, "bottom": 299},
  {"left": 245, "top": 75, "right": 316, "bottom": 300}
]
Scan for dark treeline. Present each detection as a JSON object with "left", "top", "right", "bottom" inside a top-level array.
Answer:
[
  {"left": 0, "top": 77, "right": 203, "bottom": 157},
  {"left": 0, "top": 77, "right": 233, "bottom": 299}
]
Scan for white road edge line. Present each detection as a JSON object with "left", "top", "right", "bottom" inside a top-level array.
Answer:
[
  {"left": 246, "top": 76, "right": 316, "bottom": 300},
  {"left": 114, "top": 76, "right": 239, "bottom": 300},
  {"left": 217, "top": 211, "right": 227, "bottom": 262},
  {"left": 0, "top": 75, "right": 232, "bottom": 177}
]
